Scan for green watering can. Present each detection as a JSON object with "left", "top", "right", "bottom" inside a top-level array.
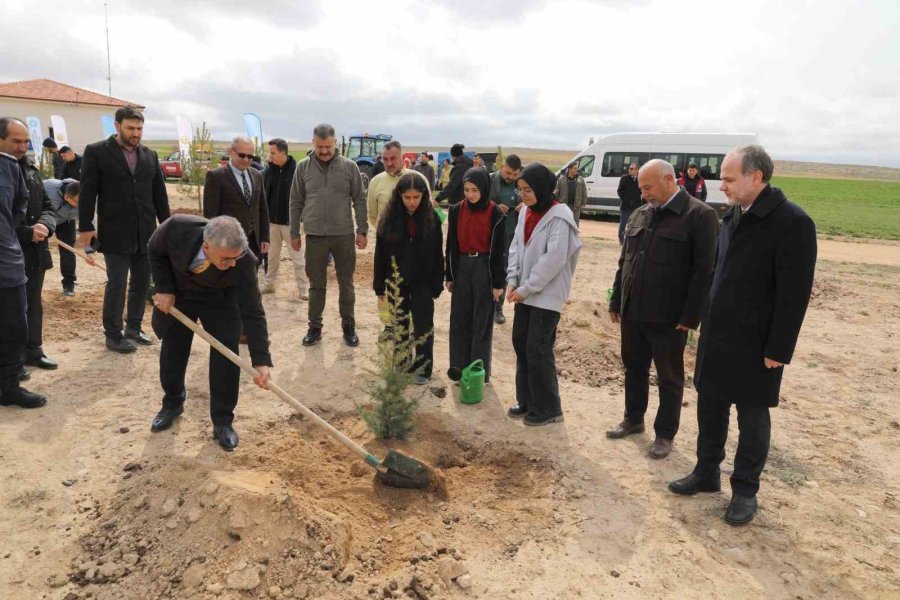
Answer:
[{"left": 459, "top": 359, "right": 485, "bottom": 405}]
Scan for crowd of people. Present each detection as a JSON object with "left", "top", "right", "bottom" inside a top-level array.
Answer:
[{"left": 0, "top": 107, "right": 818, "bottom": 526}]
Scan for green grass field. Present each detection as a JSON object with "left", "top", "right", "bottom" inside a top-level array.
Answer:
[{"left": 771, "top": 176, "right": 900, "bottom": 240}]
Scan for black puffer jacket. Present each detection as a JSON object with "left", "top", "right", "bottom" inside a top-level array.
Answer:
[
  {"left": 265, "top": 156, "right": 296, "bottom": 225},
  {"left": 17, "top": 157, "right": 56, "bottom": 272},
  {"left": 435, "top": 154, "right": 474, "bottom": 205}
]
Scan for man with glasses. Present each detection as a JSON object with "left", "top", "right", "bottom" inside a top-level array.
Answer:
[
  {"left": 148, "top": 214, "right": 273, "bottom": 451},
  {"left": 617, "top": 162, "right": 643, "bottom": 244},
  {"left": 79, "top": 105, "right": 170, "bottom": 354},
  {"left": 203, "top": 136, "right": 270, "bottom": 260}
]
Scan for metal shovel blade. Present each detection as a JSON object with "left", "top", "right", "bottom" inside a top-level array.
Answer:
[{"left": 375, "top": 449, "right": 436, "bottom": 489}]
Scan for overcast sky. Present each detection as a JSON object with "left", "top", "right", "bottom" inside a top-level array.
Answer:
[{"left": 3, "top": 0, "right": 899, "bottom": 166}]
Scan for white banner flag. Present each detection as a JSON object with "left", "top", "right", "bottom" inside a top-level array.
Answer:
[
  {"left": 25, "top": 116, "right": 43, "bottom": 156},
  {"left": 175, "top": 115, "right": 193, "bottom": 158},
  {"left": 50, "top": 115, "right": 69, "bottom": 147}
]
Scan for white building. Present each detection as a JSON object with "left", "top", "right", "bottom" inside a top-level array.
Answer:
[{"left": 0, "top": 78, "right": 144, "bottom": 153}]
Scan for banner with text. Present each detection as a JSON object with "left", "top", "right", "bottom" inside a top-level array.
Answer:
[
  {"left": 26, "top": 116, "right": 43, "bottom": 156},
  {"left": 50, "top": 115, "right": 70, "bottom": 148},
  {"left": 175, "top": 115, "right": 193, "bottom": 158}
]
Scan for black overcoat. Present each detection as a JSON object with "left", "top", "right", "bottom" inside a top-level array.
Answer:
[
  {"left": 694, "top": 185, "right": 817, "bottom": 406},
  {"left": 78, "top": 136, "right": 170, "bottom": 254}
]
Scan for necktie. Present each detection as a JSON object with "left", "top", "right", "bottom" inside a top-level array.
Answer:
[
  {"left": 240, "top": 170, "right": 250, "bottom": 204},
  {"left": 191, "top": 260, "right": 210, "bottom": 275}
]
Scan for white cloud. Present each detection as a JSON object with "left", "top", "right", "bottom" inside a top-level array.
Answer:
[{"left": 2, "top": 0, "right": 899, "bottom": 166}]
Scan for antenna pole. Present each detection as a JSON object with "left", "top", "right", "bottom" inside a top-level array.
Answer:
[{"left": 104, "top": 3, "right": 112, "bottom": 96}]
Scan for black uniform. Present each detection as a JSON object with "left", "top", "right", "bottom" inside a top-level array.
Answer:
[{"left": 149, "top": 215, "right": 272, "bottom": 427}]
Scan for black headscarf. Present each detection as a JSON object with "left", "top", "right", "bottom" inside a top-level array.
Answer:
[
  {"left": 461, "top": 167, "right": 492, "bottom": 211},
  {"left": 519, "top": 163, "right": 557, "bottom": 212}
]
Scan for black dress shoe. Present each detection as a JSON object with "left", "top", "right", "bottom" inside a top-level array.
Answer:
[
  {"left": 124, "top": 329, "right": 153, "bottom": 346},
  {"left": 302, "top": 327, "right": 322, "bottom": 346},
  {"left": 342, "top": 324, "right": 359, "bottom": 347},
  {"left": 668, "top": 473, "right": 722, "bottom": 496},
  {"left": 151, "top": 406, "right": 184, "bottom": 432},
  {"left": 25, "top": 355, "right": 58, "bottom": 370},
  {"left": 106, "top": 337, "right": 137, "bottom": 354},
  {"left": 605, "top": 419, "right": 645, "bottom": 439},
  {"left": 17, "top": 366, "right": 30, "bottom": 381},
  {"left": 0, "top": 386, "right": 47, "bottom": 409},
  {"left": 725, "top": 494, "right": 758, "bottom": 526},
  {"left": 507, "top": 404, "right": 527, "bottom": 418},
  {"left": 213, "top": 425, "right": 239, "bottom": 450}
]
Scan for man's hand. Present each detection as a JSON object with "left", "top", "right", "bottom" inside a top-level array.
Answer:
[
  {"left": 356, "top": 233, "right": 367, "bottom": 250},
  {"left": 609, "top": 311, "right": 621, "bottom": 323},
  {"left": 445, "top": 281, "right": 454, "bottom": 293},
  {"left": 764, "top": 358, "right": 784, "bottom": 369},
  {"left": 77, "top": 231, "right": 94, "bottom": 250},
  {"left": 64, "top": 196, "right": 78, "bottom": 207},
  {"left": 492, "top": 288, "right": 503, "bottom": 301},
  {"left": 152, "top": 293, "right": 176, "bottom": 314},
  {"left": 675, "top": 324, "right": 692, "bottom": 332},
  {"left": 290, "top": 237, "right": 302, "bottom": 252},
  {"left": 31, "top": 224, "right": 49, "bottom": 243},
  {"left": 515, "top": 203, "right": 524, "bottom": 213},
  {"left": 253, "top": 365, "right": 272, "bottom": 390},
  {"left": 507, "top": 287, "right": 525, "bottom": 303},
  {"left": 497, "top": 203, "right": 510, "bottom": 215},
  {"left": 259, "top": 242, "right": 270, "bottom": 254}
]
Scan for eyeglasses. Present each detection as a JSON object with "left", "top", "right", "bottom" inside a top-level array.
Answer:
[
  {"left": 214, "top": 248, "right": 248, "bottom": 265},
  {"left": 232, "top": 150, "right": 253, "bottom": 159}
]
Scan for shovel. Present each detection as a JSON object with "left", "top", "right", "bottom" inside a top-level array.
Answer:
[{"left": 56, "top": 239, "right": 441, "bottom": 491}]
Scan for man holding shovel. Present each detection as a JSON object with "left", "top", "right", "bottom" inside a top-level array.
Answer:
[{"left": 148, "top": 214, "right": 272, "bottom": 450}]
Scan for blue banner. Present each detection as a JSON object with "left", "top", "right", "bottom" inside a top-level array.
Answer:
[
  {"left": 26, "top": 116, "right": 42, "bottom": 155},
  {"left": 242, "top": 113, "right": 263, "bottom": 149},
  {"left": 101, "top": 115, "right": 116, "bottom": 138}
]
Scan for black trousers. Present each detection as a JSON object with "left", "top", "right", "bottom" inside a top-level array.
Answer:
[
  {"left": 0, "top": 285, "right": 27, "bottom": 388},
  {"left": 56, "top": 220, "right": 77, "bottom": 288},
  {"left": 394, "top": 286, "right": 435, "bottom": 378},
  {"left": 157, "top": 297, "right": 242, "bottom": 427},
  {"left": 512, "top": 303, "right": 561, "bottom": 419},
  {"left": 103, "top": 252, "right": 151, "bottom": 340},
  {"left": 621, "top": 319, "right": 687, "bottom": 439},
  {"left": 694, "top": 393, "right": 771, "bottom": 497},
  {"left": 618, "top": 207, "right": 635, "bottom": 245},
  {"left": 449, "top": 254, "right": 495, "bottom": 382},
  {"left": 24, "top": 266, "right": 46, "bottom": 359}
]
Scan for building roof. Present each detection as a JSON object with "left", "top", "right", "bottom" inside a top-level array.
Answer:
[{"left": 0, "top": 79, "right": 144, "bottom": 109}]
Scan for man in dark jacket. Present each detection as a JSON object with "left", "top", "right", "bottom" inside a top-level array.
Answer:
[
  {"left": 435, "top": 144, "right": 474, "bottom": 206},
  {"left": 413, "top": 151, "right": 435, "bottom": 188},
  {"left": 148, "top": 214, "right": 272, "bottom": 450},
  {"left": 203, "top": 136, "right": 270, "bottom": 259},
  {"left": 617, "top": 163, "right": 642, "bottom": 244},
  {"left": 490, "top": 154, "right": 522, "bottom": 324},
  {"left": 608, "top": 159, "right": 719, "bottom": 458},
  {"left": 0, "top": 118, "right": 47, "bottom": 408},
  {"left": 78, "top": 105, "right": 171, "bottom": 354},
  {"left": 59, "top": 146, "right": 83, "bottom": 181},
  {"left": 678, "top": 163, "right": 708, "bottom": 202},
  {"left": 43, "top": 137, "right": 65, "bottom": 179},
  {"left": 261, "top": 138, "right": 306, "bottom": 299},
  {"left": 669, "top": 145, "right": 817, "bottom": 526}
]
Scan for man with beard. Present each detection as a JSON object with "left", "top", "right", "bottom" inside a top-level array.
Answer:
[
  {"left": 490, "top": 154, "right": 522, "bottom": 324},
  {"left": 78, "top": 105, "right": 170, "bottom": 354}
]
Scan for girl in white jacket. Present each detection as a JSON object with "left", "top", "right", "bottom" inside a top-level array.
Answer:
[{"left": 506, "top": 163, "right": 582, "bottom": 426}]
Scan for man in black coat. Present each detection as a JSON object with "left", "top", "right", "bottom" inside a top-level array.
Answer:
[
  {"left": 617, "top": 163, "right": 642, "bottom": 244},
  {"left": 435, "top": 144, "right": 474, "bottom": 206},
  {"left": 608, "top": 159, "right": 719, "bottom": 458},
  {"left": 669, "top": 145, "right": 817, "bottom": 526},
  {"left": 203, "top": 136, "right": 270, "bottom": 259},
  {"left": 78, "top": 106, "right": 171, "bottom": 354},
  {"left": 0, "top": 118, "right": 48, "bottom": 408},
  {"left": 59, "top": 146, "right": 83, "bottom": 181},
  {"left": 148, "top": 214, "right": 273, "bottom": 450}
]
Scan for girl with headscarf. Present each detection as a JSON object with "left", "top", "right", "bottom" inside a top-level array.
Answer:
[
  {"left": 373, "top": 174, "right": 444, "bottom": 385},
  {"left": 506, "top": 163, "right": 582, "bottom": 426},
  {"left": 445, "top": 167, "right": 507, "bottom": 384}
]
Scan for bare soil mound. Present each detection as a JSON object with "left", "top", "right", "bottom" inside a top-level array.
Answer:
[
  {"left": 42, "top": 285, "right": 106, "bottom": 343},
  {"left": 68, "top": 415, "right": 564, "bottom": 599}
]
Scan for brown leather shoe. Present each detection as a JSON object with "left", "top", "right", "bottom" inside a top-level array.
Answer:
[
  {"left": 605, "top": 419, "right": 645, "bottom": 439},
  {"left": 648, "top": 437, "right": 673, "bottom": 459}
]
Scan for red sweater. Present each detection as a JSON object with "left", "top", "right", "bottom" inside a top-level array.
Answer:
[
  {"left": 524, "top": 201, "right": 559, "bottom": 245},
  {"left": 457, "top": 200, "right": 494, "bottom": 253}
]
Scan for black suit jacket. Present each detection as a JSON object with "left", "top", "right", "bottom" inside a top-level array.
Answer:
[
  {"left": 694, "top": 185, "right": 817, "bottom": 407},
  {"left": 17, "top": 157, "right": 57, "bottom": 273},
  {"left": 148, "top": 214, "right": 272, "bottom": 367},
  {"left": 203, "top": 165, "right": 269, "bottom": 247},
  {"left": 610, "top": 190, "right": 719, "bottom": 328},
  {"left": 78, "top": 136, "right": 170, "bottom": 254},
  {"left": 617, "top": 174, "right": 642, "bottom": 212}
]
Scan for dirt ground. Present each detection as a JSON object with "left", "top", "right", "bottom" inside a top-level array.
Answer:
[{"left": 1, "top": 197, "right": 899, "bottom": 599}]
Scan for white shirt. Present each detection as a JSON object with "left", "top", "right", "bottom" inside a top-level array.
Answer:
[{"left": 230, "top": 162, "right": 252, "bottom": 195}]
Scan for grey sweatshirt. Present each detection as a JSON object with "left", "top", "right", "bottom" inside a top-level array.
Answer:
[
  {"left": 289, "top": 155, "right": 367, "bottom": 238},
  {"left": 506, "top": 203, "right": 582, "bottom": 312},
  {"left": 44, "top": 178, "right": 79, "bottom": 224}
]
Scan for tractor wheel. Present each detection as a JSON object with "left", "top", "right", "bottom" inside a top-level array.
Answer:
[{"left": 357, "top": 163, "right": 373, "bottom": 179}]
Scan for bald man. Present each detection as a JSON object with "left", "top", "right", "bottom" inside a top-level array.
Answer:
[{"left": 607, "top": 159, "right": 719, "bottom": 458}]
